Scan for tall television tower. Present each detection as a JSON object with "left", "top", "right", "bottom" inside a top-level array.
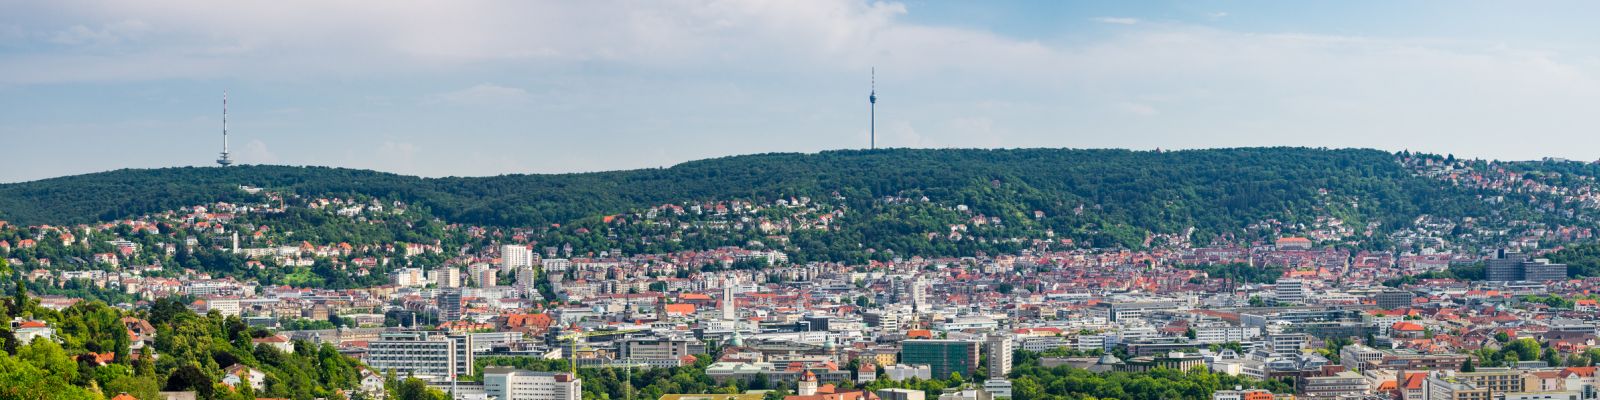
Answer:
[
  {"left": 869, "top": 68, "right": 877, "bottom": 150},
  {"left": 217, "top": 91, "right": 234, "bottom": 166}
]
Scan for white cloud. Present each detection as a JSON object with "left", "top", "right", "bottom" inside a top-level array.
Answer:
[
  {"left": 6, "top": 0, "right": 1600, "bottom": 178},
  {"left": 49, "top": 19, "right": 149, "bottom": 45},
  {"left": 1093, "top": 17, "right": 1140, "bottom": 25},
  {"left": 1114, "top": 102, "right": 1159, "bottom": 116},
  {"left": 240, "top": 139, "right": 278, "bottom": 164},
  {"left": 1207, "top": 12, "right": 1229, "bottom": 19},
  {"left": 428, "top": 84, "right": 530, "bottom": 106}
]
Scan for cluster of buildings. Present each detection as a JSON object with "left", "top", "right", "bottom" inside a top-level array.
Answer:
[{"left": 10, "top": 161, "right": 1600, "bottom": 400}]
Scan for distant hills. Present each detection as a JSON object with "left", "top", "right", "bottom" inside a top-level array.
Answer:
[{"left": 0, "top": 148, "right": 1575, "bottom": 249}]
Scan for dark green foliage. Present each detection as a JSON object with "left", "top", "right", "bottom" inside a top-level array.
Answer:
[
  {"left": 1547, "top": 242, "right": 1600, "bottom": 278},
  {"left": 0, "top": 148, "right": 1514, "bottom": 252},
  {"left": 1181, "top": 263, "right": 1283, "bottom": 284},
  {"left": 995, "top": 349, "right": 1291, "bottom": 400},
  {"left": 1383, "top": 263, "right": 1484, "bottom": 286}
]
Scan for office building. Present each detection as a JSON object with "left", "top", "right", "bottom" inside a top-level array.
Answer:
[
  {"left": 621, "top": 337, "right": 706, "bottom": 368},
  {"left": 483, "top": 367, "right": 581, "bottom": 400},
  {"left": 1264, "top": 333, "right": 1307, "bottom": 356},
  {"left": 1275, "top": 279, "right": 1307, "bottom": 304},
  {"left": 1375, "top": 290, "right": 1414, "bottom": 309},
  {"left": 365, "top": 331, "right": 474, "bottom": 381},
  {"left": 1423, "top": 372, "right": 1491, "bottom": 400},
  {"left": 1090, "top": 301, "right": 1179, "bottom": 322},
  {"left": 901, "top": 340, "right": 979, "bottom": 380},
  {"left": 1487, "top": 251, "right": 1569, "bottom": 282},
  {"left": 1300, "top": 371, "right": 1367, "bottom": 398},
  {"left": 1338, "top": 344, "right": 1386, "bottom": 373}
]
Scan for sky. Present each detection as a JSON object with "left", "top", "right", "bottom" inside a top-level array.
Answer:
[{"left": 3, "top": 1, "right": 1600, "bottom": 183}]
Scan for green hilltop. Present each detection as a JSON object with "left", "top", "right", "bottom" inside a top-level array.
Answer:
[{"left": 0, "top": 147, "right": 1557, "bottom": 249}]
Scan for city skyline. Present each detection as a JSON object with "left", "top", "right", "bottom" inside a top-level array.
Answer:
[{"left": 5, "top": 1, "right": 1600, "bottom": 183}]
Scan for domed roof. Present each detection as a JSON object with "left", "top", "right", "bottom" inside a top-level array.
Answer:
[
  {"left": 1096, "top": 354, "right": 1123, "bottom": 365},
  {"left": 802, "top": 370, "right": 817, "bottom": 381}
]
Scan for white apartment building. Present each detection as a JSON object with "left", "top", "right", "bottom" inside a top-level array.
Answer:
[
  {"left": 365, "top": 331, "right": 474, "bottom": 381},
  {"left": 502, "top": 245, "right": 534, "bottom": 271},
  {"left": 393, "top": 268, "right": 427, "bottom": 287},
  {"left": 483, "top": 367, "right": 581, "bottom": 400},
  {"left": 432, "top": 268, "right": 461, "bottom": 288}
]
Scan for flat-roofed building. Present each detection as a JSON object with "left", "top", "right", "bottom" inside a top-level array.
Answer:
[{"left": 484, "top": 367, "right": 580, "bottom": 400}]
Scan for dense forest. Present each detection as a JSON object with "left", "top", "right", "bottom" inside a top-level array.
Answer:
[{"left": 0, "top": 148, "right": 1548, "bottom": 249}]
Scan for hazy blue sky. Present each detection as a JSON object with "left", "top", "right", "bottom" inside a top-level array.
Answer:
[{"left": 3, "top": 1, "right": 1600, "bottom": 182}]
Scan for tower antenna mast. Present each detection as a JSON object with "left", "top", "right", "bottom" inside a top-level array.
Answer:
[
  {"left": 217, "top": 91, "right": 234, "bottom": 166},
  {"left": 869, "top": 68, "right": 877, "bottom": 150}
]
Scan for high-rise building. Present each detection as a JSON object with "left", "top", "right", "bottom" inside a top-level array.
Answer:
[
  {"left": 438, "top": 289, "right": 463, "bottom": 321},
  {"left": 483, "top": 367, "right": 581, "bottom": 400},
  {"left": 365, "top": 331, "right": 474, "bottom": 381},
  {"left": 516, "top": 266, "right": 539, "bottom": 297},
  {"left": 721, "top": 278, "right": 736, "bottom": 321},
  {"left": 476, "top": 267, "right": 497, "bottom": 287},
  {"left": 502, "top": 245, "right": 534, "bottom": 272},
  {"left": 900, "top": 340, "right": 979, "bottom": 380},
  {"left": 911, "top": 279, "right": 929, "bottom": 312},
  {"left": 1486, "top": 250, "right": 1569, "bottom": 282},
  {"left": 1486, "top": 251, "right": 1530, "bottom": 282},
  {"left": 433, "top": 268, "right": 461, "bottom": 288},
  {"left": 986, "top": 334, "right": 1013, "bottom": 378}
]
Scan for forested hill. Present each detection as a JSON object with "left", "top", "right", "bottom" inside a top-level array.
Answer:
[{"left": 0, "top": 148, "right": 1521, "bottom": 246}]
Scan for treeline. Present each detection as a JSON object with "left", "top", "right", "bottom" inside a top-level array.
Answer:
[
  {"left": 1383, "top": 263, "right": 1485, "bottom": 287},
  {"left": 1546, "top": 242, "right": 1600, "bottom": 278},
  {"left": 0, "top": 148, "right": 1544, "bottom": 251}
]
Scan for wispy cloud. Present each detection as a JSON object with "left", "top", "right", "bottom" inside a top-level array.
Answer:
[
  {"left": 428, "top": 84, "right": 530, "bottom": 106},
  {"left": 1207, "top": 12, "right": 1229, "bottom": 19},
  {"left": 1093, "top": 17, "right": 1140, "bottom": 25}
]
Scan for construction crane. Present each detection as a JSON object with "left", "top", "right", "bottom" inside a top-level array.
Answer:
[
  {"left": 556, "top": 328, "right": 648, "bottom": 400},
  {"left": 556, "top": 328, "right": 645, "bottom": 373}
]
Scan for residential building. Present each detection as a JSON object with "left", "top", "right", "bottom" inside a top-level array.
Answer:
[
  {"left": 502, "top": 245, "right": 534, "bottom": 271},
  {"left": 986, "top": 334, "right": 1013, "bottom": 378}
]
